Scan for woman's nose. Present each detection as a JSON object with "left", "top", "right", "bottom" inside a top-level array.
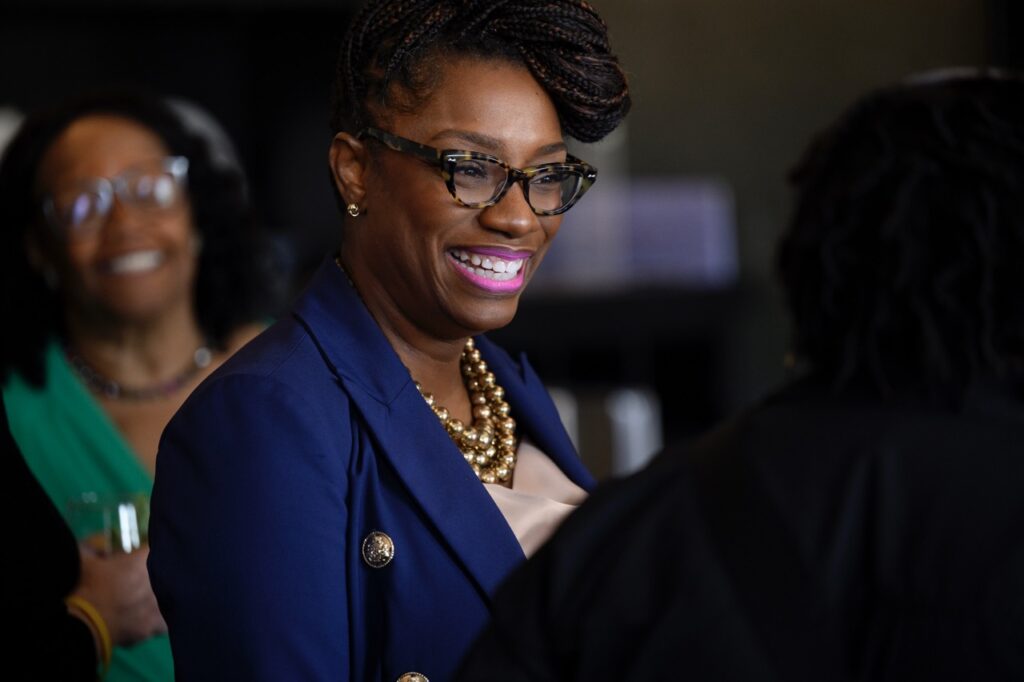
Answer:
[
  {"left": 478, "top": 181, "right": 540, "bottom": 238},
  {"left": 100, "top": 194, "right": 141, "bottom": 238}
]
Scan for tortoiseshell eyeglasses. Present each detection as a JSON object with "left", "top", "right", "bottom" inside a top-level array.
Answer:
[{"left": 358, "top": 127, "right": 598, "bottom": 216}]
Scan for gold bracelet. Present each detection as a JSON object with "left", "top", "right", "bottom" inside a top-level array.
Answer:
[{"left": 66, "top": 595, "right": 113, "bottom": 674}]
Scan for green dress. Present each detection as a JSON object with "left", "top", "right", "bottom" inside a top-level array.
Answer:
[{"left": 3, "top": 341, "right": 174, "bottom": 681}]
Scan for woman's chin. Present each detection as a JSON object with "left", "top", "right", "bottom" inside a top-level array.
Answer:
[
  {"left": 70, "top": 261, "right": 197, "bottom": 326},
  {"left": 73, "top": 288, "right": 189, "bottom": 328},
  {"left": 451, "top": 299, "right": 521, "bottom": 338}
]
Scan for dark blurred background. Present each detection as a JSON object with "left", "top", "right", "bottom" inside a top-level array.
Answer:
[{"left": 2, "top": 0, "right": 1018, "bottom": 477}]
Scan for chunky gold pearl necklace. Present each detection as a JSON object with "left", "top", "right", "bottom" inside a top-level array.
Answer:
[
  {"left": 416, "top": 338, "right": 518, "bottom": 484},
  {"left": 331, "top": 258, "right": 517, "bottom": 483}
]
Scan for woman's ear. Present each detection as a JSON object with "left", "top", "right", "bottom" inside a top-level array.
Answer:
[{"left": 329, "top": 132, "right": 369, "bottom": 210}]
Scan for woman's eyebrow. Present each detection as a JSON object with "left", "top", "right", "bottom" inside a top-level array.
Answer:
[
  {"left": 431, "top": 129, "right": 503, "bottom": 151},
  {"left": 535, "top": 141, "right": 568, "bottom": 156},
  {"left": 432, "top": 129, "right": 567, "bottom": 157}
]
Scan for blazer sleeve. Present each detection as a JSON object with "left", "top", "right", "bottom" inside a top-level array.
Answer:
[{"left": 148, "top": 373, "right": 350, "bottom": 681}]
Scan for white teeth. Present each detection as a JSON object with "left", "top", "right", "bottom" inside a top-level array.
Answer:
[
  {"left": 453, "top": 259, "right": 518, "bottom": 282},
  {"left": 450, "top": 249, "right": 528, "bottom": 281},
  {"left": 108, "top": 250, "right": 164, "bottom": 274}
]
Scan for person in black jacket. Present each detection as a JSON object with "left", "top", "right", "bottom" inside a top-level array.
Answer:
[{"left": 456, "top": 69, "right": 1024, "bottom": 682}]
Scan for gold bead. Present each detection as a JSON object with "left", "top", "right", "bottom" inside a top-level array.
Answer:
[{"left": 414, "top": 342, "right": 518, "bottom": 485}]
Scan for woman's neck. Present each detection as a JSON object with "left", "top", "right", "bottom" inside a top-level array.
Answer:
[
  {"left": 378, "top": 316, "right": 475, "bottom": 424},
  {"left": 340, "top": 255, "right": 474, "bottom": 423},
  {"left": 64, "top": 300, "right": 205, "bottom": 388}
]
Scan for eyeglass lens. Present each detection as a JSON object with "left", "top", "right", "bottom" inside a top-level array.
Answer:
[
  {"left": 49, "top": 164, "right": 184, "bottom": 233},
  {"left": 450, "top": 157, "right": 582, "bottom": 213}
]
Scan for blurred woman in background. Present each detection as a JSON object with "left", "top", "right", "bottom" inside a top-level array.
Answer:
[{"left": 0, "top": 90, "right": 281, "bottom": 681}]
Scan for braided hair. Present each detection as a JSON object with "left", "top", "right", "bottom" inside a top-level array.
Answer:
[
  {"left": 331, "top": 0, "right": 630, "bottom": 143},
  {"left": 777, "top": 70, "right": 1024, "bottom": 401}
]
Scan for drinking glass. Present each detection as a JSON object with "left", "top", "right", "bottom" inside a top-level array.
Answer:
[{"left": 67, "top": 492, "right": 150, "bottom": 554}]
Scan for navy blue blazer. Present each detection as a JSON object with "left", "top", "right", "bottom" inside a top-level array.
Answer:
[{"left": 148, "top": 259, "right": 593, "bottom": 681}]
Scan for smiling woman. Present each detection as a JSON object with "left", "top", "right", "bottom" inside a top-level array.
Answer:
[
  {"left": 335, "top": 57, "right": 580, "bottom": 351},
  {"left": 39, "top": 117, "right": 200, "bottom": 335},
  {"left": 0, "top": 91, "right": 281, "bottom": 681},
  {"left": 146, "top": 1, "right": 630, "bottom": 681}
]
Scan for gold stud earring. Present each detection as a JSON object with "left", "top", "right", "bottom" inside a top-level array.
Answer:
[{"left": 347, "top": 203, "right": 361, "bottom": 218}]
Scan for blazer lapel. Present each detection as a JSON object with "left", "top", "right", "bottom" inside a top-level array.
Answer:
[
  {"left": 478, "top": 337, "right": 596, "bottom": 492},
  {"left": 293, "top": 260, "right": 525, "bottom": 603},
  {"left": 345, "top": 379, "right": 527, "bottom": 601}
]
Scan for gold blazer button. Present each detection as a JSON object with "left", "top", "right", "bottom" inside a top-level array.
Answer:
[{"left": 361, "top": 531, "right": 395, "bottom": 568}]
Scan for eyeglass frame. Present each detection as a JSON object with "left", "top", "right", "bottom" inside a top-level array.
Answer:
[
  {"left": 357, "top": 127, "right": 598, "bottom": 216},
  {"left": 41, "top": 156, "right": 190, "bottom": 237}
]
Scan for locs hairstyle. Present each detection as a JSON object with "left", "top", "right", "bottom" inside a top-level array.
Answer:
[
  {"left": 0, "top": 91, "right": 283, "bottom": 387},
  {"left": 777, "top": 71, "right": 1024, "bottom": 400},
  {"left": 331, "top": 0, "right": 631, "bottom": 144}
]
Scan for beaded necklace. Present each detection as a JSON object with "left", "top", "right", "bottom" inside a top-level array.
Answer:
[
  {"left": 65, "top": 343, "right": 212, "bottom": 401},
  {"left": 333, "top": 257, "right": 518, "bottom": 483},
  {"left": 416, "top": 338, "right": 518, "bottom": 484}
]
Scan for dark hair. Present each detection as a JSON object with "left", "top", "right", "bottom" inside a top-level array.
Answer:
[
  {"left": 0, "top": 90, "right": 283, "bottom": 387},
  {"left": 777, "top": 70, "right": 1024, "bottom": 400},
  {"left": 331, "top": 0, "right": 631, "bottom": 144}
]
